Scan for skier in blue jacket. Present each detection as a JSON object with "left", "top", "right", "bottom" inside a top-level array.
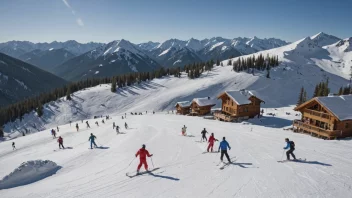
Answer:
[
  {"left": 89, "top": 133, "right": 98, "bottom": 149},
  {"left": 218, "top": 137, "right": 232, "bottom": 163},
  {"left": 283, "top": 138, "right": 296, "bottom": 160}
]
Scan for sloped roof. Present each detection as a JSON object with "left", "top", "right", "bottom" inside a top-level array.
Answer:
[
  {"left": 316, "top": 95, "right": 352, "bottom": 121},
  {"left": 218, "top": 90, "right": 260, "bottom": 105},
  {"left": 192, "top": 97, "right": 216, "bottom": 107},
  {"left": 175, "top": 101, "right": 191, "bottom": 108}
]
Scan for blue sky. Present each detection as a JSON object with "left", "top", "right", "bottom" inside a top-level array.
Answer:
[{"left": 0, "top": 0, "right": 351, "bottom": 43}]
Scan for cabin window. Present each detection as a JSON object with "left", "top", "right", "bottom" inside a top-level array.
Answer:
[
  {"left": 346, "top": 123, "right": 349, "bottom": 129},
  {"left": 231, "top": 101, "right": 233, "bottom": 106}
]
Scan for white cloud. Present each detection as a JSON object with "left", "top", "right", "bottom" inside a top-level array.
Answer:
[
  {"left": 76, "top": 18, "right": 84, "bottom": 27},
  {"left": 62, "top": 0, "right": 85, "bottom": 27}
]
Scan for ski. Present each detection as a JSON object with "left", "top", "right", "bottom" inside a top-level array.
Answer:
[
  {"left": 219, "top": 158, "right": 237, "bottom": 170},
  {"left": 126, "top": 167, "right": 160, "bottom": 178},
  {"left": 217, "top": 157, "right": 237, "bottom": 167},
  {"left": 277, "top": 158, "right": 306, "bottom": 163},
  {"left": 202, "top": 151, "right": 219, "bottom": 154}
]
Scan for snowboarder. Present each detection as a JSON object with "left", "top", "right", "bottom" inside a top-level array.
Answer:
[
  {"left": 116, "top": 125, "right": 120, "bottom": 133},
  {"left": 283, "top": 138, "right": 296, "bottom": 160},
  {"left": 58, "top": 136, "right": 65, "bottom": 149},
  {"left": 86, "top": 121, "right": 90, "bottom": 128},
  {"left": 207, "top": 133, "right": 218, "bottom": 152},
  {"left": 125, "top": 122, "right": 128, "bottom": 129},
  {"left": 135, "top": 144, "right": 153, "bottom": 174},
  {"left": 76, "top": 123, "right": 79, "bottom": 132},
  {"left": 113, "top": 122, "right": 116, "bottom": 129},
  {"left": 89, "top": 133, "right": 98, "bottom": 149},
  {"left": 218, "top": 137, "right": 231, "bottom": 163},
  {"left": 201, "top": 128, "right": 208, "bottom": 142},
  {"left": 57, "top": 126, "right": 59, "bottom": 132},
  {"left": 12, "top": 142, "right": 16, "bottom": 150},
  {"left": 181, "top": 125, "right": 187, "bottom": 136}
]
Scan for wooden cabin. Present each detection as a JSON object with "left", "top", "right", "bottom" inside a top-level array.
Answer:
[
  {"left": 190, "top": 97, "right": 216, "bottom": 116},
  {"left": 175, "top": 101, "right": 191, "bottom": 115},
  {"left": 293, "top": 95, "right": 352, "bottom": 139},
  {"left": 214, "top": 90, "right": 264, "bottom": 122}
]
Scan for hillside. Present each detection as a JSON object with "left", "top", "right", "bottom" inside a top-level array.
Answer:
[{"left": 0, "top": 53, "right": 67, "bottom": 106}]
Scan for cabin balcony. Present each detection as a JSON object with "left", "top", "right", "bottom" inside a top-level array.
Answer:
[
  {"left": 293, "top": 120, "right": 342, "bottom": 139},
  {"left": 214, "top": 111, "right": 236, "bottom": 122},
  {"left": 304, "top": 109, "right": 331, "bottom": 123}
]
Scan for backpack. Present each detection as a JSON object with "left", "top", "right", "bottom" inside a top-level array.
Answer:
[{"left": 289, "top": 141, "right": 295, "bottom": 149}]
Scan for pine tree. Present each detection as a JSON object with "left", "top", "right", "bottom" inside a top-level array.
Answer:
[
  {"left": 266, "top": 64, "right": 270, "bottom": 78},
  {"left": 313, "top": 84, "right": 319, "bottom": 97},
  {"left": 303, "top": 90, "right": 307, "bottom": 103},
  {"left": 297, "top": 87, "right": 304, "bottom": 106},
  {"left": 66, "top": 86, "right": 72, "bottom": 100},
  {"left": 216, "top": 59, "right": 220, "bottom": 66},
  {"left": 111, "top": 77, "right": 117, "bottom": 92},
  {"left": 227, "top": 59, "right": 232, "bottom": 66},
  {"left": 37, "top": 102, "right": 43, "bottom": 117},
  {"left": 220, "top": 62, "right": 223, "bottom": 66}
]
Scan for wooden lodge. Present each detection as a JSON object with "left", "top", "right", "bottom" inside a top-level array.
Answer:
[
  {"left": 190, "top": 97, "right": 216, "bottom": 116},
  {"left": 293, "top": 95, "right": 352, "bottom": 139},
  {"left": 214, "top": 90, "right": 264, "bottom": 122},
  {"left": 175, "top": 101, "right": 192, "bottom": 115}
]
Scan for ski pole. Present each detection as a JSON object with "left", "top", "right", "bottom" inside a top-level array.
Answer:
[
  {"left": 127, "top": 157, "right": 136, "bottom": 167},
  {"left": 281, "top": 150, "right": 285, "bottom": 161},
  {"left": 150, "top": 157, "right": 155, "bottom": 168}
]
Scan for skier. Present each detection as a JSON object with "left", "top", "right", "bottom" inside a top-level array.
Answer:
[
  {"left": 207, "top": 133, "right": 218, "bottom": 152},
  {"left": 135, "top": 144, "right": 153, "bottom": 174},
  {"left": 51, "top": 129, "right": 56, "bottom": 138},
  {"left": 12, "top": 142, "right": 16, "bottom": 150},
  {"left": 116, "top": 125, "right": 120, "bottom": 134},
  {"left": 89, "top": 133, "right": 98, "bottom": 149},
  {"left": 113, "top": 122, "right": 116, "bottom": 129},
  {"left": 86, "top": 121, "right": 90, "bottom": 128},
  {"left": 69, "top": 120, "right": 72, "bottom": 126},
  {"left": 218, "top": 137, "right": 232, "bottom": 163},
  {"left": 58, "top": 136, "right": 65, "bottom": 149},
  {"left": 102, "top": 119, "right": 105, "bottom": 124},
  {"left": 181, "top": 125, "right": 187, "bottom": 136},
  {"left": 76, "top": 123, "right": 79, "bottom": 132},
  {"left": 122, "top": 116, "right": 124, "bottom": 119},
  {"left": 283, "top": 138, "right": 296, "bottom": 160},
  {"left": 125, "top": 122, "right": 128, "bottom": 129},
  {"left": 201, "top": 128, "right": 208, "bottom": 142},
  {"left": 95, "top": 121, "right": 99, "bottom": 126},
  {"left": 57, "top": 126, "right": 59, "bottom": 132}
]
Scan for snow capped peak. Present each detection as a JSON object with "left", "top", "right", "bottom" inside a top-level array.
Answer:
[
  {"left": 310, "top": 32, "right": 341, "bottom": 47},
  {"left": 157, "top": 39, "right": 186, "bottom": 50},
  {"left": 137, "top": 41, "right": 160, "bottom": 51},
  {"left": 185, "top": 38, "right": 203, "bottom": 51}
]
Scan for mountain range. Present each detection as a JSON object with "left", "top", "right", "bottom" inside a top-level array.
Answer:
[{"left": 0, "top": 53, "right": 67, "bottom": 106}]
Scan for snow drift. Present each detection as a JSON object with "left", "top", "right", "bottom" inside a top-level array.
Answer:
[{"left": 0, "top": 160, "right": 60, "bottom": 190}]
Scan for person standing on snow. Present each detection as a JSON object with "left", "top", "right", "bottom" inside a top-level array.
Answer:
[
  {"left": 102, "top": 119, "right": 105, "bottom": 124},
  {"left": 51, "top": 129, "right": 56, "bottom": 138},
  {"left": 12, "top": 142, "right": 16, "bottom": 150},
  {"left": 283, "top": 138, "right": 296, "bottom": 160},
  {"left": 201, "top": 128, "right": 208, "bottom": 142},
  {"left": 58, "top": 136, "right": 65, "bottom": 149},
  {"left": 135, "top": 144, "right": 153, "bottom": 174},
  {"left": 89, "top": 133, "right": 98, "bottom": 149},
  {"left": 95, "top": 121, "right": 99, "bottom": 126},
  {"left": 86, "top": 121, "right": 91, "bottom": 128},
  {"left": 125, "top": 122, "right": 128, "bottom": 129},
  {"left": 218, "top": 137, "right": 232, "bottom": 163},
  {"left": 57, "top": 126, "right": 59, "bottom": 132},
  {"left": 182, "top": 125, "right": 187, "bottom": 136},
  {"left": 113, "top": 122, "right": 116, "bottom": 129},
  {"left": 116, "top": 125, "right": 120, "bottom": 134},
  {"left": 207, "top": 133, "right": 218, "bottom": 152},
  {"left": 76, "top": 123, "right": 79, "bottom": 132}
]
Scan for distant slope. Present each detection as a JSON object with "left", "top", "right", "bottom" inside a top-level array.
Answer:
[
  {"left": 18, "top": 49, "right": 76, "bottom": 72},
  {"left": 53, "top": 40, "right": 160, "bottom": 81},
  {"left": 0, "top": 53, "right": 67, "bottom": 106}
]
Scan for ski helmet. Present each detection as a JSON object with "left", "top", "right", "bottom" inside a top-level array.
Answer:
[{"left": 142, "top": 144, "right": 146, "bottom": 148}]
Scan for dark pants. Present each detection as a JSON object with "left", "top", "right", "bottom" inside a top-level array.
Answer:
[
  {"left": 90, "top": 141, "right": 97, "bottom": 149},
  {"left": 202, "top": 135, "right": 207, "bottom": 141},
  {"left": 286, "top": 148, "right": 296, "bottom": 160},
  {"left": 59, "top": 143, "right": 65, "bottom": 149},
  {"left": 220, "top": 150, "right": 231, "bottom": 162}
]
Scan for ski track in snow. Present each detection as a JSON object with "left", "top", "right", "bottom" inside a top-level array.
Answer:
[{"left": 1, "top": 113, "right": 352, "bottom": 197}]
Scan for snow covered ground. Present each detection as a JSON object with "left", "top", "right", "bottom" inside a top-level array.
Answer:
[{"left": 1, "top": 112, "right": 352, "bottom": 197}]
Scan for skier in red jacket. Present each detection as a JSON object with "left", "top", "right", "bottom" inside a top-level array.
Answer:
[
  {"left": 135, "top": 144, "right": 153, "bottom": 173},
  {"left": 207, "top": 133, "right": 218, "bottom": 152},
  {"left": 57, "top": 136, "right": 65, "bottom": 149}
]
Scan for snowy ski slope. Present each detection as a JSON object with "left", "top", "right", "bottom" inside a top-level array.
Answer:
[{"left": 1, "top": 112, "right": 352, "bottom": 197}]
